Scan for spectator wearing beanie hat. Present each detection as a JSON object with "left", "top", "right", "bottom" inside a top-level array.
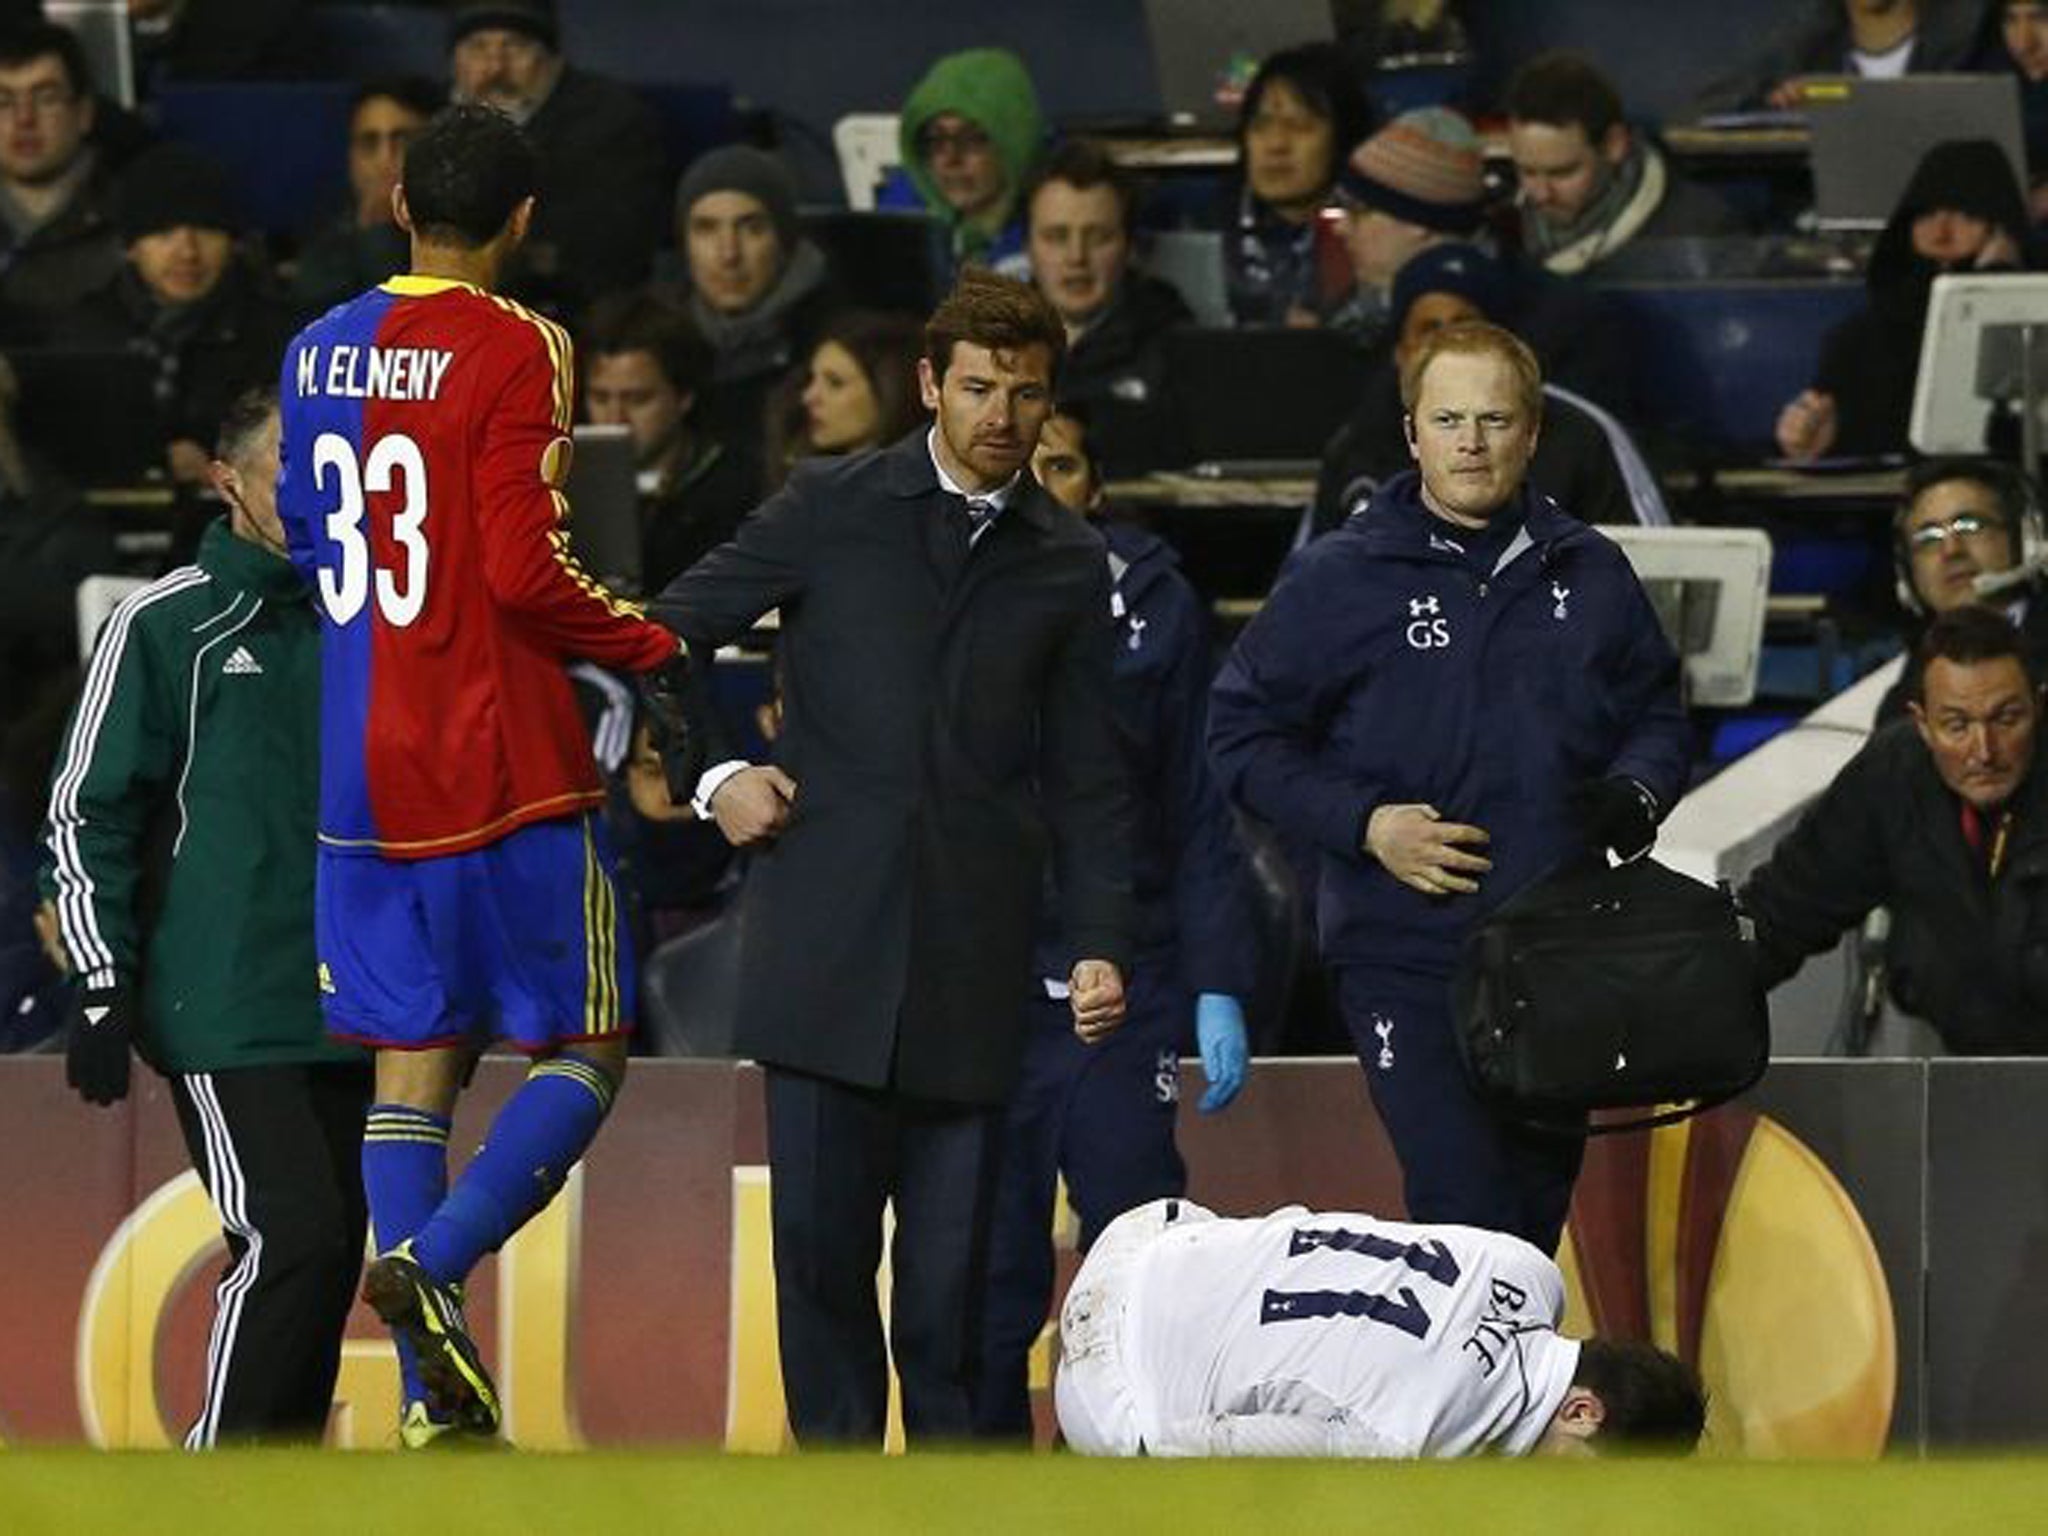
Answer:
[
  {"left": 1313, "top": 242, "right": 1654, "bottom": 538},
  {"left": 1327, "top": 106, "right": 1490, "bottom": 344},
  {"left": 446, "top": 0, "right": 665, "bottom": 314},
  {"left": 670, "top": 145, "right": 839, "bottom": 476},
  {"left": 1506, "top": 50, "right": 1743, "bottom": 277},
  {"left": 50, "top": 142, "right": 287, "bottom": 494}
]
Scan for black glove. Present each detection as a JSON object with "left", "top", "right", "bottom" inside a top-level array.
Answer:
[
  {"left": 635, "top": 647, "right": 706, "bottom": 806},
  {"left": 67, "top": 985, "right": 135, "bottom": 1107},
  {"left": 1567, "top": 776, "right": 1659, "bottom": 862}
]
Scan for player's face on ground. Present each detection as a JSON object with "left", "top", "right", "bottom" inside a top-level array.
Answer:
[
  {"left": 684, "top": 190, "right": 784, "bottom": 316},
  {"left": 1031, "top": 412, "right": 1099, "bottom": 514},
  {"left": 1395, "top": 291, "right": 1486, "bottom": 374},
  {"left": 0, "top": 52, "right": 90, "bottom": 186},
  {"left": 585, "top": 349, "right": 687, "bottom": 469},
  {"left": 918, "top": 111, "right": 1005, "bottom": 220},
  {"left": 1243, "top": 80, "right": 1335, "bottom": 211},
  {"left": 451, "top": 28, "right": 556, "bottom": 121},
  {"left": 919, "top": 340, "right": 1054, "bottom": 491},
  {"left": 800, "top": 340, "right": 882, "bottom": 453},
  {"left": 1911, "top": 654, "right": 2041, "bottom": 810},
  {"left": 348, "top": 93, "right": 428, "bottom": 225},
  {"left": 1510, "top": 119, "right": 1621, "bottom": 224},
  {"left": 1903, "top": 477, "right": 2015, "bottom": 612},
  {"left": 1406, "top": 348, "right": 1538, "bottom": 526},
  {"left": 128, "top": 225, "right": 231, "bottom": 306},
  {"left": 1028, "top": 179, "right": 1129, "bottom": 327},
  {"left": 1533, "top": 1386, "right": 1606, "bottom": 1456}
]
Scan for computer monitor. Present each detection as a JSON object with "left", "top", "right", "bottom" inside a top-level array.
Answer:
[
  {"left": 799, "top": 208, "right": 947, "bottom": 316},
  {"left": 1160, "top": 325, "right": 1362, "bottom": 472},
  {"left": 1142, "top": 0, "right": 1334, "bottom": 130},
  {"left": 1806, "top": 75, "right": 2025, "bottom": 231},
  {"left": 9, "top": 348, "right": 166, "bottom": 487},
  {"left": 1600, "top": 526, "right": 1773, "bottom": 708},
  {"left": 47, "top": 1, "right": 134, "bottom": 109},
  {"left": 1909, "top": 272, "right": 2048, "bottom": 456},
  {"left": 563, "top": 424, "right": 642, "bottom": 597},
  {"left": 1143, "top": 231, "right": 1230, "bottom": 327}
]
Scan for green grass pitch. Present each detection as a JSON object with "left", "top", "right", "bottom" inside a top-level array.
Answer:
[{"left": 5, "top": 1452, "right": 2048, "bottom": 1535}]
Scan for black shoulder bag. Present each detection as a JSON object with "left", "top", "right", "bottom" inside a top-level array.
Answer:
[{"left": 1451, "top": 857, "right": 1770, "bottom": 1135}]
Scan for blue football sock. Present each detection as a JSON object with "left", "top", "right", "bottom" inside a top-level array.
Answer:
[
  {"left": 409, "top": 1054, "right": 617, "bottom": 1288},
  {"left": 362, "top": 1104, "right": 451, "bottom": 1410}
]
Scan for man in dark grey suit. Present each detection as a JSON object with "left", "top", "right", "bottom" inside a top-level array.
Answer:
[{"left": 653, "top": 268, "right": 1133, "bottom": 1446}]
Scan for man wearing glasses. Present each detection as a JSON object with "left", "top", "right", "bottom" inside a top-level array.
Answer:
[
  {"left": 0, "top": 21, "right": 123, "bottom": 338},
  {"left": 1878, "top": 458, "right": 2048, "bottom": 721},
  {"left": 1741, "top": 606, "right": 2048, "bottom": 1056},
  {"left": 892, "top": 47, "right": 1043, "bottom": 277}
]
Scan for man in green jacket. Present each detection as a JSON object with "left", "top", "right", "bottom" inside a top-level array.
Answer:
[
  {"left": 42, "top": 387, "right": 371, "bottom": 1447},
  {"left": 894, "top": 46, "right": 1044, "bottom": 275}
]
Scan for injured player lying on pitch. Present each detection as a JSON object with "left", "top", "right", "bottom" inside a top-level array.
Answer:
[{"left": 1055, "top": 1198, "right": 1705, "bottom": 1458}]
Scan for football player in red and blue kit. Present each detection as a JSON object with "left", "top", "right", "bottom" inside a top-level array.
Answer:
[{"left": 276, "top": 104, "right": 690, "bottom": 1445}]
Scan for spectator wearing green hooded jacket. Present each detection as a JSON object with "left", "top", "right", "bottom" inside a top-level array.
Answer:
[{"left": 886, "top": 47, "right": 1044, "bottom": 277}]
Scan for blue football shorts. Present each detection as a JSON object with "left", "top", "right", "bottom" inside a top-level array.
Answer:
[{"left": 316, "top": 811, "right": 635, "bottom": 1053}]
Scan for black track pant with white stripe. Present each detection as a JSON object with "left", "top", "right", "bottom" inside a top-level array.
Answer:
[{"left": 169, "top": 1061, "right": 373, "bottom": 1446}]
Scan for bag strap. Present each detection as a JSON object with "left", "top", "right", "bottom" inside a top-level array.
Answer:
[{"left": 1510, "top": 1084, "right": 1752, "bottom": 1138}]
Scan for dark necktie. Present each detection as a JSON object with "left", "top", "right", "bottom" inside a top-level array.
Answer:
[{"left": 963, "top": 496, "right": 996, "bottom": 544}]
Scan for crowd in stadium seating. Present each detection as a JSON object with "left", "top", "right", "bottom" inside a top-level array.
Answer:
[{"left": 8, "top": 0, "right": 2048, "bottom": 1069}]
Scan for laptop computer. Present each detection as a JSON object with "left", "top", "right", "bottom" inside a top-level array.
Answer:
[
  {"left": 9, "top": 348, "right": 165, "bottom": 487},
  {"left": 1160, "top": 325, "right": 1362, "bottom": 472},
  {"left": 1143, "top": 231, "right": 1231, "bottom": 327},
  {"left": 1806, "top": 74, "right": 2025, "bottom": 231},
  {"left": 1142, "top": 0, "right": 1335, "bottom": 131},
  {"left": 563, "top": 423, "right": 642, "bottom": 596}
]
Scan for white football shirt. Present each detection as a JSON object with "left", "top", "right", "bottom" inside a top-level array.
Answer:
[{"left": 1123, "top": 1205, "right": 1580, "bottom": 1457}]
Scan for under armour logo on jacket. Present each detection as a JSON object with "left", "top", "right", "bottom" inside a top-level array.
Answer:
[
  {"left": 221, "top": 646, "right": 263, "bottom": 676},
  {"left": 1409, "top": 595, "right": 1439, "bottom": 618}
]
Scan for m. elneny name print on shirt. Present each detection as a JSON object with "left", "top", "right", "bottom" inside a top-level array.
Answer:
[{"left": 293, "top": 344, "right": 454, "bottom": 402}]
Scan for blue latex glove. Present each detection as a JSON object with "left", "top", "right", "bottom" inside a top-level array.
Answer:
[{"left": 1195, "top": 992, "right": 1249, "bottom": 1114}]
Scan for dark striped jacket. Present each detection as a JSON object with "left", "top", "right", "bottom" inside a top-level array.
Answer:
[{"left": 41, "top": 519, "right": 356, "bottom": 1072}]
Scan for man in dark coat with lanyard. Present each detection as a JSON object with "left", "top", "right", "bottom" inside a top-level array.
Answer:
[
  {"left": 653, "top": 269, "right": 1133, "bottom": 1446},
  {"left": 1209, "top": 320, "right": 1690, "bottom": 1251}
]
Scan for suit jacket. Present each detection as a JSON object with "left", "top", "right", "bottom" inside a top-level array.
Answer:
[{"left": 653, "top": 429, "right": 1133, "bottom": 1104}]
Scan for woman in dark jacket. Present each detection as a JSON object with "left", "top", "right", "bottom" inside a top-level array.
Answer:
[{"left": 1776, "top": 138, "right": 2031, "bottom": 461}]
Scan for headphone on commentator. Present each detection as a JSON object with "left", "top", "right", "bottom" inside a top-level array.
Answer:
[{"left": 1892, "top": 456, "right": 2047, "bottom": 615}]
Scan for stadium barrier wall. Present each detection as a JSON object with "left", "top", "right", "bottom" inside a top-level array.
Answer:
[{"left": 0, "top": 1057, "right": 2033, "bottom": 1453}]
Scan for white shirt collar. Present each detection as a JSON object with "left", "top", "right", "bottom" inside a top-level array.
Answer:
[{"left": 926, "top": 427, "right": 1021, "bottom": 512}]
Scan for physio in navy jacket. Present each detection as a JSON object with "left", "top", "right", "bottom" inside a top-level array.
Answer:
[{"left": 1209, "top": 320, "right": 1690, "bottom": 1249}]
